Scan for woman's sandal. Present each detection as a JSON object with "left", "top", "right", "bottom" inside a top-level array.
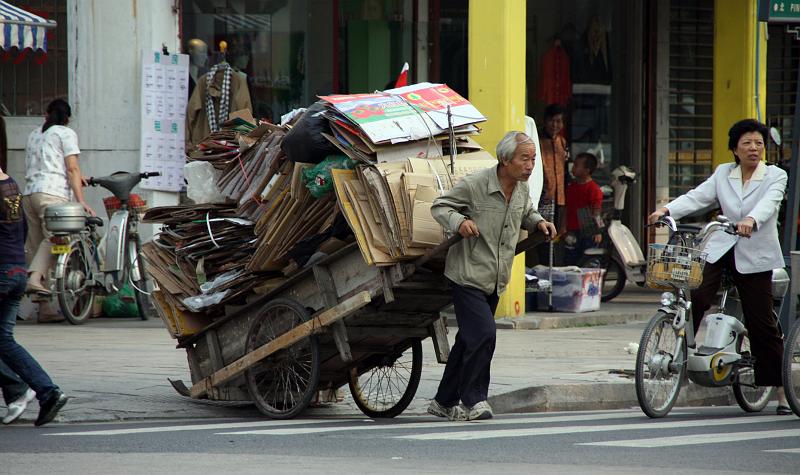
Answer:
[{"left": 776, "top": 404, "right": 793, "bottom": 416}]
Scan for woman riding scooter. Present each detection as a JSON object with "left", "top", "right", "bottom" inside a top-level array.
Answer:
[{"left": 648, "top": 118, "right": 790, "bottom": 415}]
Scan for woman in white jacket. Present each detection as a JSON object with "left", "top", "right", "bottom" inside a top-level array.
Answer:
[{"left": 649, "top": 119, "right": 790, "bottom": 414}]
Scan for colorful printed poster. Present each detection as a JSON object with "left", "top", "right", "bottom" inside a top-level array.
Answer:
[{"left": 319, "top": 83, "right": 485, "bottom": 144}]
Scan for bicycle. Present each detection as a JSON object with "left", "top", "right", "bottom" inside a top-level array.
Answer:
[
  {"left": 635, "top": 215, "right": 779, "bottom": 418},
  {"left": 782, "top": 303, "right": 800, "bottom": 417},
  {"left": 44, "top": 171, "right": 160, "bottom": 324}
]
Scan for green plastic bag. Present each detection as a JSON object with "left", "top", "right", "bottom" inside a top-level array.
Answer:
[
  {"left": 102, "top": 283, "right": 139, "bottom": 317},
  {"left": 301, "top": 155, "right": 355, "bottom": 198}
]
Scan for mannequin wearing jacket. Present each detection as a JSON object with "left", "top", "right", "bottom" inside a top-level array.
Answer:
[{"left": 649, "top": 119, "right": 790, "bottom": 414}]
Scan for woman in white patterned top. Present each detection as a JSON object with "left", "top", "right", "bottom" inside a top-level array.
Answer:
[{"left": 22, "top": 99, "right": 95, "bottom": 295}]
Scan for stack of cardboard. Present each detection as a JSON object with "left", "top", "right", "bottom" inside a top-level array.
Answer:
[
  {"left": 141, "top": 204, "right": 262, "bottom": 314},
  {"left": 332, "top": 151, "right": 498, "bottom": 266}
]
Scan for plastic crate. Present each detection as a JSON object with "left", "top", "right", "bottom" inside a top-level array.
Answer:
[{"left": 533, "top": 267, "right": 604, "bottom": 313}]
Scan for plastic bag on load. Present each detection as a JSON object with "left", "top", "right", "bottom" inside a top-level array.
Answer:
[
  {"left": 301, "top": 155, "right": 356, "bottom": 198},
  {"left": 185, "top": 161, "right": 226, "bottom": 204},
  {"left": 281, "top": 100, "right": 338, "bottom": 164},
  {"left": 103, "top": 283, "right": 139, "bottom": 317},
  {"left": 182, "top": 290, "right": 229, "bottom": 312}
]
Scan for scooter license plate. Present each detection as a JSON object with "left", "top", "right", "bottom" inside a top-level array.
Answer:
[{"left": 50, "top": 244, "right": 71, "bottom": 254}]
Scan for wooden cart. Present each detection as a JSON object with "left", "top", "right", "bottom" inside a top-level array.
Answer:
[
  {"left": 167, "top": 234, "right": 542, "bottom": 419},
  {"left": 165, "top": 237, "right": 460, "bottom": 419}
]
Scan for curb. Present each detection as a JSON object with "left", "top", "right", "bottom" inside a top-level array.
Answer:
[
  {"left": 444, "top": 310, "right": 653, "bottom": 330},
  {"left": 488, "top": 381, "right": 750, "bottom": 414}
]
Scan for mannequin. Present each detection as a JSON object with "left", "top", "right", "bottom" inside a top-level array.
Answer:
[
  {"left": 185, "top": 40, "right": 253, "bottom": 150},
  {"left": 187, "top": 38, "right": 209, "bottom": 99}
]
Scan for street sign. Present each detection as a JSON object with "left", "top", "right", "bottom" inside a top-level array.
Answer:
[{"left": 759, "top": 0, "right": 800, "bottom": 23}]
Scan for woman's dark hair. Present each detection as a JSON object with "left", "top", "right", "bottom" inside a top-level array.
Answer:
[
  {"left": 727, "top": 119, "right": 768, "bottom": 164},
  {"left": 575, "top": 152, "right": 598, "bottom": 174},
  {"left": 0, "top": 116, "right": 7, "bottom": 171},
  {"left": 42, "top": 99, "right": 71, "bottom": 132},
  {"left": 544, "top": 103, "right": 566, "bottom": 120}
]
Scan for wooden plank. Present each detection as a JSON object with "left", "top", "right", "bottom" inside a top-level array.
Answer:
[
  {"left": 205, "top": 331, "right": 225, "bottom": 371},
  {"left": 380, "top": 268, "right": 395, "bottom": 303},
  {"left": 312, "top": 265, "right": 352, "bottom": 363},
  {"left": 344, "top": 327, "right": 430, "bottom": 339},
  {"left": 429, "top": 316, "right": 450, "bottom": 364},
  {"left": 189, "top": 291, "right": 371, "bottom": 399}
]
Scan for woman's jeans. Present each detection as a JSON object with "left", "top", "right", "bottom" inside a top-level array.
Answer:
[{"left": 0, "top": 263, "right": 58, "bottom": 403}]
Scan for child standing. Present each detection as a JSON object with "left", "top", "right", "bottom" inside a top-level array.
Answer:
[{"left": 564, "top": 153, "right": 604, "bottom": 265}]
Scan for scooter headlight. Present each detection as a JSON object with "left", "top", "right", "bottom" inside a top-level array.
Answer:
[{"left": 661, "top": 292, "right": 676, "bottom": 306}]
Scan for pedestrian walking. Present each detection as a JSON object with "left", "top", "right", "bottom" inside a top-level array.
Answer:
[
  {"left": 0, "top": 165, "right": 68, "bottom": 426},
  {"left": 428, "top": 131, "right": 556, "bottom": 421}
]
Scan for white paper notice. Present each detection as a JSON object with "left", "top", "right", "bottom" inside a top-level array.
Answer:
[{"left": 139, "top": 51, "right": 189, "bottom": 192}]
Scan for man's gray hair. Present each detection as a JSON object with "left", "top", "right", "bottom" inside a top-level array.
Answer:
[{"left": 496, "top": 131, "right": 534, "bottom": 164}]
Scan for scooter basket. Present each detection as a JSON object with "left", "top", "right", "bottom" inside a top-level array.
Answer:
[{"left": 646, "top": 243, "right": 706, "bottom": 290}]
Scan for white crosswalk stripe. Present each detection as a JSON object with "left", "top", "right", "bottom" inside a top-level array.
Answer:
[
  {"left": 764, "top": 448, "right": 800, "bottom": 454},
  {"left": 393, "top": 415, "right": 790, "bottom": 441},
  {"left": 579, "top": 429, "right": 800, "bottom": 447},
  {"left": 46, "top": 418, "right": 368, "bottom": 436},
  {"left": 217, "top": 410, "right": 668, "bottom": 436}
]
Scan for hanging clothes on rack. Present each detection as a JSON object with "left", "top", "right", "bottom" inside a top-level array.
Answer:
[
  {"left": 185, "top": 61, "right": 252, "bottom": 150},
  {"left": 537, "top": 39, "right": 572, "bottom": 107}
]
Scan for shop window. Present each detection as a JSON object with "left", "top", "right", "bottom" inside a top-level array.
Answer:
[
  {"left": 667, "top": 0, "right": 714, "bottom": 199},
  {"left": 0, "top": 0, "right": 67, "bottom": 116},
  {"left": 182, "top": 0, "right": 333, "bottom": 123},
  {"left": 765, "top": 25, "right": 800, "bottom": 249}
]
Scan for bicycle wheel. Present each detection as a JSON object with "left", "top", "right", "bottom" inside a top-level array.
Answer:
[
  {"left": 55, "top": 240, "right": 95, "bottom": 325},
  {"left": 782, "top": 319, "right": 800, "bottom": 417},
  {"left": 129, "top": 237, "right": 152, "bottom": 320},
  {"left": 244, "top": 298, "right": 320, "bottom": 419},
  {"left": 579, "top": 254, "right": 626, "bottom": 302},
  {"left": 733, "top": 331, "right": 775, "bottom": 412},
  {"left": 635, "top": 311, "right": 687, "bottom": 418},
  {"left": 348, "top": 339, "right": 422, "bottom": 418}
]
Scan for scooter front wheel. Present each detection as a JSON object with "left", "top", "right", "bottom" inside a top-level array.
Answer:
[
  {"left": 635, "top": 311, "right": 686, "bottom": 418},
  {"left": 579, "top": 254, "right": 626, "bottom": 302}
]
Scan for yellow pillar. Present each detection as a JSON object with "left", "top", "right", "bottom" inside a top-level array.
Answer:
[
  {"left": 468, "top": 0, "right": 527, "bottom": 318},
  {"left": 713, "top": 0, "right": 767, "bottom": 167}
]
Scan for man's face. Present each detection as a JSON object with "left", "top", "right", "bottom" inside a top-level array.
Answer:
[
  {"left": 506, "top": 142, "right": 536, "bottom": 182},
  {"left": 545, "top": 114, "right": 564, "bottom": 138}
]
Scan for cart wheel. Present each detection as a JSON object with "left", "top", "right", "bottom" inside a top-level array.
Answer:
[
  {"left": 244, "top": 298, "right": 320, "bottom": 419},
  {"left": 348, "top": 339, "right": 422, "bottom": 418}
]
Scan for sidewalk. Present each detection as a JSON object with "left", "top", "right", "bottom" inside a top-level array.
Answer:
[{"left": 3, "top": 288, "right": 741, "bottom": 424}]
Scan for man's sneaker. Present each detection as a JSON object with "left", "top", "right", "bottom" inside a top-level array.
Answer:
[
  {"left": 467, "top": 401, "right": 493, "bottom": 421},
  {"left": 2, "top": 389, "right": 36, "bottom": 424},
  {"left": 35, "top": 390, "right": 68, "bottom": 427},
  {"left": 428, "top": 400, "right": 467, "bottom": 421}
]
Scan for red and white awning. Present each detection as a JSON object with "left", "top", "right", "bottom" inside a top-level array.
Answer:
[{"left": 0, "top": 1, "right": 57, "bottom": 52}]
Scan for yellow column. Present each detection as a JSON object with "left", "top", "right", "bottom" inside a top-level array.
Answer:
[
  {"left": 713, "top": 0, "right": 767, "bottom": 167},
  {"left": 468, "top": 0, "right": 527, "bottom": 318}
]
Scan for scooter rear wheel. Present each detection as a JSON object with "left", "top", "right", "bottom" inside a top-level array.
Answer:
[
  {"left": 733, "top": 330, "right": 775, "bottom": 412},
  {"left": 55, "top": 241, "right": 95, "bottom": 325},
  {"left": 782, "top": 319, "right": 800, "bottom": 417}
]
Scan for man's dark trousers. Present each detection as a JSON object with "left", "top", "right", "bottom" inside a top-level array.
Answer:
[{"left": 434, "top": 282, "right": 499, "bottom": 408}]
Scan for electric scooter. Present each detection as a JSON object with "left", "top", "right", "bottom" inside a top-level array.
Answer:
[{"left": 579, "top": 165, "right": 647, "bottom": 301}]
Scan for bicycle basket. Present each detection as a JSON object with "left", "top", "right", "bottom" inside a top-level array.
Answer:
[{"left": 645, "top": 243, "right": 706, "bottom": 290}]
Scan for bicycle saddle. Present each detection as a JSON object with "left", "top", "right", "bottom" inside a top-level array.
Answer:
[{"left": 86, "top": 216, "right": 104, "bottom": 227}]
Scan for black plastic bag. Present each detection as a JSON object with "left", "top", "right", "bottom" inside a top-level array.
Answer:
[{"left": 281, "top": 101, "right": 338, "bottom": 164}]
